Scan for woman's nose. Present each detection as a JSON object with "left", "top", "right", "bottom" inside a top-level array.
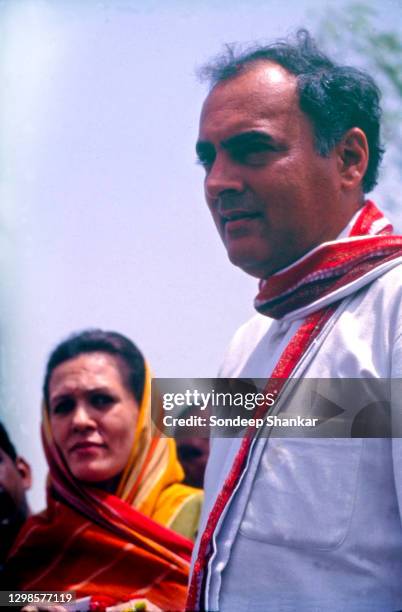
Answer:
[{"left": 71, "top": 404, "right": 96, "bottom": 431}]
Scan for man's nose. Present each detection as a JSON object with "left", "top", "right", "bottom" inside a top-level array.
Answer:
[
  {"left": 205, "top": 153, "right": 245, "bottom": 201},
  {"left": 71, "top": 404, "right": 96, "bottom": 431}
]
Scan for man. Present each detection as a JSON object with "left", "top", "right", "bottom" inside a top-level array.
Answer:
[
  {"left": 189, "top": 30, "right": 402, "bottom": 611},
  {"left": 177, "top": 437, "right": 210, "bottom": 489},
  {"left": 0, "top": 422, "right": 31, "bottom": 571}
]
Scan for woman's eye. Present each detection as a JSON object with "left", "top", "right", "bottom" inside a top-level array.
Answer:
[
  {"left": 53, "top": 399, "right": 75, "bottom": 415},
  {"left": 90, "top": 394, "right": 114, "bottom": 408}
]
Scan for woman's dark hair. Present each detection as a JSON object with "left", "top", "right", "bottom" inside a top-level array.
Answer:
[
  {"left": 43, "top": 329, "right": 146, "bottom": 408},
  {"left": 0, "top": 422, "right": 17, "bottom": 461},
  {"left": 199, "top": 29, "right": 384, "bottom": 193}
]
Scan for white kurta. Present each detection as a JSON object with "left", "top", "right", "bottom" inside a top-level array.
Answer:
[{"left": 194, "top": 260, "right": 402, "bottom": 612}]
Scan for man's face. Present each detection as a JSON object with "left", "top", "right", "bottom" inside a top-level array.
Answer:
[
  {"left": 197, "top": 62, "right": 354, "bottom": 278},
  {"left": 177, "top": 437, "right": 210, "bottom": 489},
  {"left": 0, "top": 448, "right": 31, "bottom": 556}
]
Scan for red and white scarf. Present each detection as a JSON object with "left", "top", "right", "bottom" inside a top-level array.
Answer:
[
  {"left": 187, "top": 201, "right": 402, "bottom": 611},
  {"left": 255, "top": 201, "right": 400, "bottom": 320}
]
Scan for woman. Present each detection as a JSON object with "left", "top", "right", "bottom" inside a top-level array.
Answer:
[{"left": 5, "top": 330, "right": 203, "bottom": 611}]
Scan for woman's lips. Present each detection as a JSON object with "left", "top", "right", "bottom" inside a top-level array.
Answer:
[{"left": 69, "top": 442, "right": 105, "bottom": 454}]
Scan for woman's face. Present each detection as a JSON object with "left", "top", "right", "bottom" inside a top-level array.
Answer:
[{"left": 48, "top": 352, "right": 139, "bottom": 486}]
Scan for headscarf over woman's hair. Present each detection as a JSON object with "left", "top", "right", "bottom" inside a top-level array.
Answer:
[{"left": 6, "top": 356, "right": 201, "bottom": 610}]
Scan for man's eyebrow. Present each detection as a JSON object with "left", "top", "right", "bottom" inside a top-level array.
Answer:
[
  {"left": 195, "top": 140, "right": 214, "bottom": 157},
  {"left": 221, "top": 131, "right": 277, "bottom": 149},
  {"left": 196, "top": 131, "right": 277, "bottom": 155}
]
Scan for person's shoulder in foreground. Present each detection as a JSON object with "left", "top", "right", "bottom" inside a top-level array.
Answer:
[
  {"left": 0, "top": 421, "right": 31, "bottom": 580},
  {"left": 189, "top": 27, "right": 402, "bottom": 612}
]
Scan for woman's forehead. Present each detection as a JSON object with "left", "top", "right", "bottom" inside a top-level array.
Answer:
[{"left": 48, "top": 352, "right": 124, "bottom": 397}]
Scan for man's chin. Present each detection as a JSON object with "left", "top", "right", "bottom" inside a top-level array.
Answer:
[{"left": 226, "top": 249, "right": 274, "bottom": 279}]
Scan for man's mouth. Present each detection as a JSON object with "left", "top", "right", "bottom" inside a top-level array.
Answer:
[{"left": 220, "top": 210, "right": 262, "bottom": 232}]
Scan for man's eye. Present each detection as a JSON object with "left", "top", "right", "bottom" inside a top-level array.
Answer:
[
  {"left": 232, "top": 144, "right": 275, "bottom": 164},
  {"left": 196, "top": 155, "right": 215, "bottom": 171},
  {"left": 90, "top": 394, "right": 114, "bottom": 408},
  {"left": 53, "top": 399, "right": 75, "bottom": 415}
]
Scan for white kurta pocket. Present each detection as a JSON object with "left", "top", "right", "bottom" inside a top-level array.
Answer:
[{"left": 239, "top": 437, "right": 362, "bottom": 550}]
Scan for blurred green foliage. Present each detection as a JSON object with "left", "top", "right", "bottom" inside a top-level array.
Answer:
[{"left": 315, "top": 2, "right": 402, "bottom": 217}]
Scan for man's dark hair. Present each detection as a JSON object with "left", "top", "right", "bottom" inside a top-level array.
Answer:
[
  {"left": 43, "top": 329, "right": 146, "bottom": 408},
  {"left": 199, "top": 29, "right": 383, "bottom": 193},
  {"left": 0, "top": 422, "right": 17, "bottom": 462}
]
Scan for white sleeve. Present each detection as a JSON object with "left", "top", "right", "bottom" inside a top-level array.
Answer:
[{"left": 391, "top": 324, "right": 402, "bottom": 522}]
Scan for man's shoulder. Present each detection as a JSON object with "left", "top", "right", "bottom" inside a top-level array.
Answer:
[
  {"left": 363, "top": 260, "right": 402, "bottom": 318},
  {"left": 219, "top": 313, "right": 272, "bottom": 377},
  {"left": 372, "top": 259, "right": 402, "bottom": 289},
  {"left": 230, "top": 312, "right": 273, "bottom": 345}
]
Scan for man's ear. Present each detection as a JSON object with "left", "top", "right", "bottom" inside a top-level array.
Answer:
[
  {"left": 335, "top": 127, "right": 369, "bottom": 191},
  {"left": 15, "top": 457, "right": 32, "bottom": 491}
]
